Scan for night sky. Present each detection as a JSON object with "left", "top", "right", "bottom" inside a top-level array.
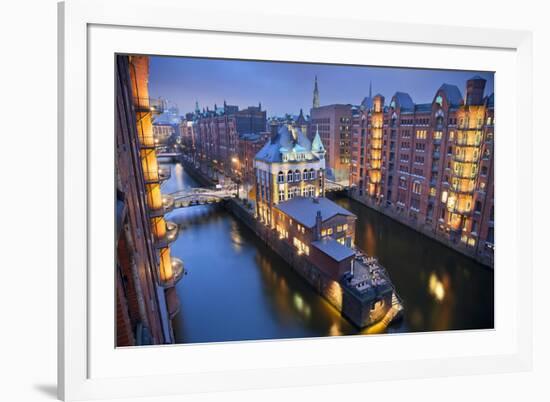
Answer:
[{"left": 148, "top": 56, "right": 494, "bottom": 117}]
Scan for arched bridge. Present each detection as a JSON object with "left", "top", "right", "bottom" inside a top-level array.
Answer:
[
  {"left": 168, "top": 187, "right": 236, "bottom": 208},
  {"left": 325, "top": 178, "right": 350, "bottom": 192}
]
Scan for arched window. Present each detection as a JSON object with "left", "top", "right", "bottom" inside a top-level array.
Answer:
[
  {"left": 277, "top": 171, "right": 285, "bottom": 184},
  {"left": 294, "top": 169, "right": 301, "bottom": 181},
  {"left": 310, "top": 169, "right": 316, "bottom": 180},
  {"left": 303, "top": 169, "right": 309, "bottom": 180},
  {"left": 287, "top": 170, "right": 293, "bottom": 183}
]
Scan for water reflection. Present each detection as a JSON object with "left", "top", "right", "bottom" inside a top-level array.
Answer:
[
  {"left": 163, "top": 162, "right": 493, "bottom": 344},
  {"left": 332, "top": 196, "right": 494, "bottom": 333}
]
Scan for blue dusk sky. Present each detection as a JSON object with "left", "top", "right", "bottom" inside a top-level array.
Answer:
[{"left": 148, "top": 56, "right": 494, "bottom": 117}]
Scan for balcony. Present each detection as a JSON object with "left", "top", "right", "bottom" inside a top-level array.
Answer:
[
  {"left": 447, "top": 205, "right": 472, "bottom": 216},
  {"left": 160, "top": 256, "right": 185, "bottom": 289},
  {"left": 453, "top": 170, "right": 477, "bottom": 179},
  {"left": 138, "top": 136, "right": 161, "bottom": 149},
  {"left": 452, "top": 154, "right": 478, "bottom": 163},
  {"left": 155, "top": 221, "right": 179, "bottom": 248},
  {"left": 454, "top": 136, "right": 482, "bottom": 147},
  {"left": 149, "top": 194, "right": 175, "bottom": 217},
  {"left": 132, "top": 97, "right": 166, "bottom": 114},
  {"left": 449, "top": 185, "right": 475, "bottom": 195},
  {"left": 144, "top": 166, "right": 171, "bottom": 184}
]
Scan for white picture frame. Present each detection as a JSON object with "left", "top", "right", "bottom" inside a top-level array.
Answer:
[{"left": 58, "top": 0, "right": 533, "bottom": 400}]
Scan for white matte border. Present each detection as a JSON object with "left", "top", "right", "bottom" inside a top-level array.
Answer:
[{"left": 60, "top": 1, "right": 533, "bottom": 400}]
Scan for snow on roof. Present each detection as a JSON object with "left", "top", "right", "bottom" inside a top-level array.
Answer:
[
  {"left": 311, "top": 238, "right": 355, "bottom": 262},
  {"left": 274, "top": 197, "right": 355, "bottom": 228}
]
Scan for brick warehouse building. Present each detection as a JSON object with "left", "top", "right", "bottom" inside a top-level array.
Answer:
[
  {"left": 349, "top": 76, "right": 494, "bottom": 266},
  {"left": 115, "top": 55, "right": 184, "bottom": 346},
  {"left": 194, "top": 102, "right": 266, "bottom": 179}
]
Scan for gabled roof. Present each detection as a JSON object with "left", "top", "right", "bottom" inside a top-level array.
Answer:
[
  {"left": 274, "top": 197, "right": 355, "bottom": 228},
  {"left": 393, "top": 92, "right": 414, "bottom": 111},
  {"left": 438, "top": 83, "right": 463, "bottom": 106}
]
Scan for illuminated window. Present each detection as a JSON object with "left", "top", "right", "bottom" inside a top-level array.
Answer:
[
  {"left": 343, "top": 224, "right": 348, "bottom": 231},
  {"left": 433, "top": 131, "right": 442, "bottom": 140},
  {"left": 337, "top": 225, "right": 343, "bottom": 232},
  {"left": 321, "top": 229, "right": 327, "bottom": 237},
  {"left": 416, "top": 130, "right": 427, "bottom": 139},
  {"left": 441, "top": 190, "right": 448, "bottom": 203},
  {"left": 430, "top": 187, "right": 436, "bottom": 197},
  {"left": 327, "top": 228, "right": 333, "bottom": 235},
  {"left": 449, "top": 131, "right": 455, "bottom": 140},
  {"left": 412, "top": 181, "right": 422, "bottom": 195}
]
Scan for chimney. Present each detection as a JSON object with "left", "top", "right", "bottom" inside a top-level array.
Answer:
[{"left": 315, "top": 210, "right": 322, "bottom": 240}]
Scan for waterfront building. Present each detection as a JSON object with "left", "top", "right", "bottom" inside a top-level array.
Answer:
[
  {"left": 236, "top": 132, "right": 270, "bottom": 195},
  {"left": 349, "top": 76, "right": 494, "bottom": 265},
  {"left": 273, "top": 197, "right": 357, "bottom": 279},
  {"left": 195, "top": 102, "right": 267, "bottom": 178},
  {"left": 251, "top": 123, "right": 398, "bottom": 327},
  {"left": 254, "top": 124, "right": 327, "bottom": 227},
  {"left": 178, "top": 119, "right": 196, "bottom": 155},
  {"left": 309, "top": 104, "right": 353, "bottom": 182},
  {"left": 152, "top": 121, "right": 175, "bottom": 143},
  {"left": 115, "top": 55, "right": 184, "bottom": 346}
]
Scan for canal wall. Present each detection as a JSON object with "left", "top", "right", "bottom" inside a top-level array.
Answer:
[
  {"left": 225, "top": 199, "right": 382, "bottom": 328},
  {"left": 345, "top": 192, "right": 494, "bottom": 268}
]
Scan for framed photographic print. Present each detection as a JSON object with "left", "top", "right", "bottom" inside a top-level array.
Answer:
[{"left": 58, "top": 0, "right": 533, "bottom": 400}]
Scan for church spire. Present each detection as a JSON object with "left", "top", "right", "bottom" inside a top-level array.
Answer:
[{"left": 312, "top": 76, "right": 320, "bottom": 109}]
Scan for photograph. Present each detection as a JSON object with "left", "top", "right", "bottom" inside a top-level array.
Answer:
[{"left": 115, "top": 54, "right": 494, "bottom": 347}]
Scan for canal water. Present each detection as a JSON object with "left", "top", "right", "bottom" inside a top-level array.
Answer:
[{"left": 163, "top": 162, "right": 494, "bottom": 344}]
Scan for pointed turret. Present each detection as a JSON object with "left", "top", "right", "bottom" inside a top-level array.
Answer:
[{"left": 311, "top": 124, "right": 325, "bottom": 159}]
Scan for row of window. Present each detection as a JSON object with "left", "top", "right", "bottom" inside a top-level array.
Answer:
[
  {"left": 278, "top": 186, "right": 316, "bottom": 202},
  {"left": 277, "top": 169, "right": 317, "bottom": 183}
]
